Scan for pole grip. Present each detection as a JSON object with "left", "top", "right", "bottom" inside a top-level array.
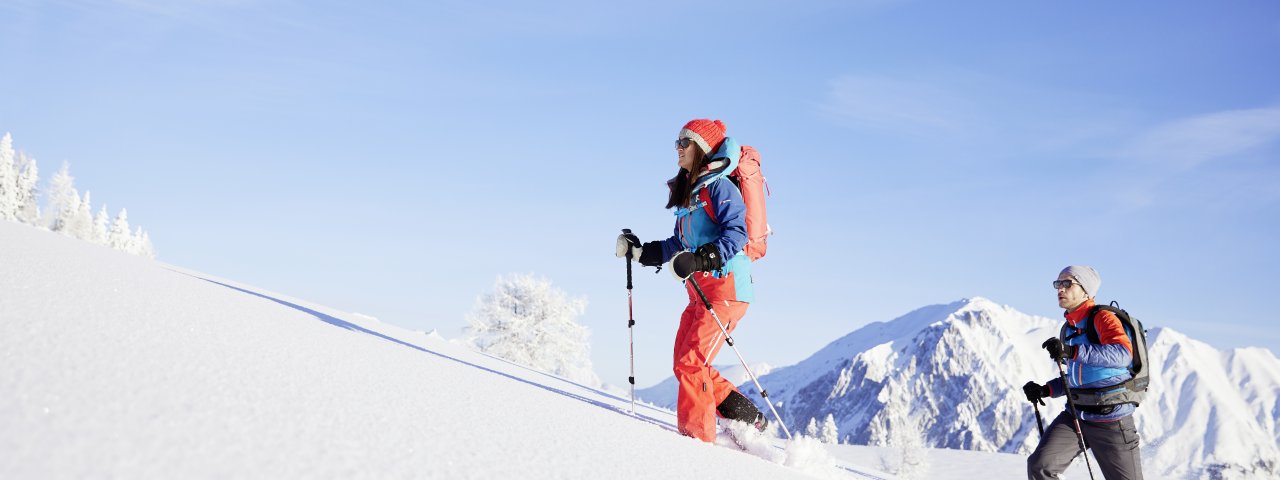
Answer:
[{"left": 622, "top": 229, "right": 634, "bottom": 290}]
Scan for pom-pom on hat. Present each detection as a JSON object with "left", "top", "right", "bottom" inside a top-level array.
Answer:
[
  {"left": 679, "top": 119, "right": 726, "bottom": 155},
  {"left": 1060, "top": 265, "right": 1101, "bottom": 298}
]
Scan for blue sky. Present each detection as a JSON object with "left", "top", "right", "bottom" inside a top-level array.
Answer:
[{"left": 3, "top": 0, "right": 1278, "bottom": 387}]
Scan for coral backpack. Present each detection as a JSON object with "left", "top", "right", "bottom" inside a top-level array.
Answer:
[{"left": 698, "top": 145, "right": 770, "bottom": 261}]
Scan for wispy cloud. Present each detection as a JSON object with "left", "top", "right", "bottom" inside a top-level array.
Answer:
[
  {"left": 1102, "top": 106, "right": 1280, "bottom": 213},
  {"left": 820, "top": 75, "right": 978, "bottom": 137},
  {"left": 1120, "top": 106, "right": 1280, "bottom": 170},
  {"left": 817, "top": 71, "right": 1141, "bottom": 164}
]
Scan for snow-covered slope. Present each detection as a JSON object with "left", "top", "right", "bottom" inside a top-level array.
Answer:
[
  {"left": 735, "top": 297, "right": 1280, "bottom": 479},
  {"left": 0, "top": 221, "right": 855, "bottom": 479},
  {"left": 8, "top": 218, "right": 1274, "bottom": 479}
]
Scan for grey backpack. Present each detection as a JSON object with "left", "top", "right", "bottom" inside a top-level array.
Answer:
[{"left": 1059, "top": 301, "right": 1150, "bottom": 407}]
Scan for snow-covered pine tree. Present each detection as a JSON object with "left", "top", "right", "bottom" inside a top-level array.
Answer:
[
  {"left": 128, "top": 226, "right": 155, "bottom": 258},
  {"left": 108, "top": 208, "right": 132, "bottom": 251},
  {"left": 134, "top": 229, "right": 156, "bottom": 259},
  {"left": 0, "top": 132, "right": 16, "bottom": 220},
  {"left": 465, "top": 273, "right": 599, "bottom": 387},
  {"left": 820, "top": 413, "right": 840, "bottom": 444},
  {"left": 46, "top": 162, "right": 80, "bottom": 234},
  {"left": 92, "top": 205, "right": 110, "bottom": 245},
  {"left": 71, "top": 191, "right": 95, "bottom": 240},
  {"left": 15, "top": 151, "right": 40, "bottom": 225},
  {"left": 806, "top": 417, "right": 819, "bottom": 438},
  {"left": 878, "top": 412, "right": 930, "bottom": 480}
]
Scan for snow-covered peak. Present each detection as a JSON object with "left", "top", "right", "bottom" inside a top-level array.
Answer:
[{"left": 742, "top": 298, "right": 1280, "bottom": 479}]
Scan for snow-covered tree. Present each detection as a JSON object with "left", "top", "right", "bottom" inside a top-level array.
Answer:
[
  {"left": 46, "top": 162, "right": 80, "bottom": 234},
  {"left": 14, "top": 151, "right": 40, "bottom": 225},
  {"left": 135, "top": 229, "right": 156, "bottom": 259},
  {"left": 130, "top": 226, "right": 156, "bottom": 258},
  {"left": 879, "top": 413, "right": 930, "bottom": 480},
  {"left": 820, "top": 413, "right": 840, "bottom": 444},
  {"left": 108, "top": 208, "right": 132, "bottom": 251},
  {"left": 0, "top": 132, "right": 16, "bottom": 220},
  {"left": 0, "top": 137, "right": 157, "bottom": 256},
  {"left": 71, "top": 191, "right": 95, "bottom": 240},
  {"left": 806, "top": 417, "right": 819, "bottom": 438},
  {"left": 465, "top": 273, "right": 599, "bottom": 387},
  {"left": 92, "top": 204, "right": 110, "bottom": 245}
]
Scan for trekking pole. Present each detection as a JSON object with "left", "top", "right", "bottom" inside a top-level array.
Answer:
[
  {"left": 684, "top": 277, "right": 793, "bottom": 440},
  {"left": 622, "top": 229, "right": 636, "bottom": 415},
  {"left": 1031, "top": 397, "right": 1045, "bottom": 437},
  {"left": 1054, "top": 358, "right": 1097, "bottom": 480}
]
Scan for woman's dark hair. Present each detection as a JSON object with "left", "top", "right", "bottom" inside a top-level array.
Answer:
[{"left": 666, "top": 144, "right": 709, "bottom": 209}]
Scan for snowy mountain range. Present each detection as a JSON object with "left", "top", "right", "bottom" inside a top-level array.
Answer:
[{"left": 637, "top": 297, "right": 1280, "bottom": 479}]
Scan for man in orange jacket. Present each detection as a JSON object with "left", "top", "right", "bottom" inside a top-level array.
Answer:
[{"left": 1024, "top": 266, "right": 1144, "bottom": 479}]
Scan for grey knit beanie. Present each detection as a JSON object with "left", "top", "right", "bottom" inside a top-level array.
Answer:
[{"left": 1060, "top": 265, "right": 1101, "bottom": 298}]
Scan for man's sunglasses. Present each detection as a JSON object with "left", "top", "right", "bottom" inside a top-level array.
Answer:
[
  {"left": 675, "top": 137, "right": 693, "bottom": 149},
  {"left": 1052, "top": 279, "right": 1077, "bottom": 290}
]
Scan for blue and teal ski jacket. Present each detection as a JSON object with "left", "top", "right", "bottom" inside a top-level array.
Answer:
[
  {"left": 655, "top": 137, "right": 754, "bottom": 304},
  {"left": 1046, "top": 299, "right": 1136, "bottom": 422}
]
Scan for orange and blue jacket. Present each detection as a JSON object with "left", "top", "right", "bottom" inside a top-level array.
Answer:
[
  {"left": 1046, "top": 298, "right": 1136, "bottom": 421},
  {"left": 655, "top": 137, "right": 753, "bottom": 304}
]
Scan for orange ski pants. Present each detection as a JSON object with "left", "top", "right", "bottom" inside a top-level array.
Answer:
[{"left": 673, "top": 294, "right": 748, "bottom": 442}]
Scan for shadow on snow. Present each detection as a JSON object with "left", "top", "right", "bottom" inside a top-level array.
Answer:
[{"left": 180, "top": 271, "right": 674, "bottom": 433}]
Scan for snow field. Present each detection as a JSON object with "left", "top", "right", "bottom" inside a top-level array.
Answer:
[{"left": 0, "top": 221, "right": 850, "bottom": 479}]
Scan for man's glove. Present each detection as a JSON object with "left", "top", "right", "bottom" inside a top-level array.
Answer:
[
  {"left": 1022, "top": 381, "right": 1049, "bottom": 404},
  {"left": 671, "top": 244, "right": 724, "bottom": 280},
  {"left": 1041, "top": 337, "right": 1077, "bottom": 363},
  {"left": 615, "top": 232, "right": 642, "bottom": 259}
]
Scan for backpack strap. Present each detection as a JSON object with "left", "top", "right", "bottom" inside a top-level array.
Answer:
[
  {"left": 1089, "top": 303, "right": 1143, "bottom": 374},
  {"left": 699, "top": 188, "right": 717, "bottom": 224},
  {"left": 1085, "top": 306, "right": 1103, "bottom": 345},
  {"left": 1087, "top": 304, "right": 1131, "bottom": 345}
]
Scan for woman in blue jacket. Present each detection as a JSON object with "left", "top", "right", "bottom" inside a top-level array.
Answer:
[{"left": 615, "top": 119, "right": 765, "bottom": 442}]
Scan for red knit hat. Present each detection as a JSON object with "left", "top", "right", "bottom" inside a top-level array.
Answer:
[{"left": 679, "top": 119, "right": 726, "bottom": 155}]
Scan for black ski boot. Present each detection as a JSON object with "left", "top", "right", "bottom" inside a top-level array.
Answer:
[{"left": 718, "top": 390, "right": 766, "bottom": 432}]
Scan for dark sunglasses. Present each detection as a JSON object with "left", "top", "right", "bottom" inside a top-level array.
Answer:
[
  {"left": 675, "top": 137, "right": 693, "bottom": 149},
  {"left": 1052, "top": 279, "right": 1077, "bottom": 290}
]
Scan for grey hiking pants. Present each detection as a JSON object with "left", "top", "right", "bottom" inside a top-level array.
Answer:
[{"left": 1027, "top": 411, "right": 1143, "bottom": 480}]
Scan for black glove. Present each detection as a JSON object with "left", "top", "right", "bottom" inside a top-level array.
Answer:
[
  {"left": 1041, "top": 337, "right": 1077, "bottom": 363},
  {"left": 670, "top": 244, "right": 724, "bottom": 280},
  {"left": 638, "top": 241, "right": 664, "bottom": 267},
  {"left": 1022, "top": 381, "right": 1049, "bottom": 404},
  {"left": 615, "top": 232, "right": 642, "bottom": 259}
]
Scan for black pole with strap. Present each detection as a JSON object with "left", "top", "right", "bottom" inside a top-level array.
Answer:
[
  {"left": 622, "top": 229, "right": 636, "bottom": 415},
  {"left": 1055, "top": 357, "right": 1098, "bottom": 480},
  {"left": 684, "top": 276, "right": 792, "bottom": 439}
]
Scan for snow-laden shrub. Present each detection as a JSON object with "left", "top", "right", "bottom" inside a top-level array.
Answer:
[{"left": 465, "top": 273, "right": 599, "bottom": 387}]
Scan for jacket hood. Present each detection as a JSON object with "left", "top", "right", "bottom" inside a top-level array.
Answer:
[
  {"left": 692, "top": 136, "right": 741, "bottom": 188},
  {"left": 701, "top": 136, "right": 742, "bottom": 184},
  {"left": 666, "top": 137, "right": 742, "bottom": 193}
]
